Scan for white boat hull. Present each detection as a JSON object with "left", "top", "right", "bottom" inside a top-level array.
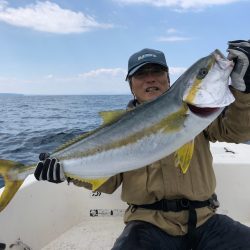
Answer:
[{"left": 0, "top": 142, "right": 249, "bottom": 249}]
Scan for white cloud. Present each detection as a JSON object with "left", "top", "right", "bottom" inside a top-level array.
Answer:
[
  {"left": 157, "top": 28, "right": 193, "bottom": 42},
  {"left": 168, "top": 66, "right": 187, "bottom": 84},
  {"left": 0, "top": 1, "right": 113, "bottom": 34},
  {"left": 44, "top": 74, "right": 54, "bottom": 79},
  {"left": 0, "top": 67, "right": 129, "bottom": 95},
  {"left": 78, "top": 68, "right": 126, "bottom": 78},
  {"left": 0, "top": 66, "right": 187, "bottom": 94},
  {"left": 169, "top": 66, "right": 186, "bottom": 75},
  {"left": 167, "top": 28, "right": 178, "bottom": 34},
  {"left": 156, "top": 36, "right": 192, "bottom": 42},
  {"left": 76, "top": 68, "right": 128, "bottom": 94},
  {"left": 115, "top": 0, "right": 244, "bottom": 10}
]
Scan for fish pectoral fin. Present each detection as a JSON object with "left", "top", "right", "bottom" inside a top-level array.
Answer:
[
  {"left": 99, "top": 109, "right": 126, "bottom": 125},
  {"left": 174, "top": 140, "right": 194, "bottom": 174},
  {"left": 0, "top": 159, "right": 26, "bottom": 212}
]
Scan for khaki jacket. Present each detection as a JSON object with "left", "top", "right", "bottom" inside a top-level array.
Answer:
[{"left": 73, "top": 88, "right": 250, "bottom": 236}]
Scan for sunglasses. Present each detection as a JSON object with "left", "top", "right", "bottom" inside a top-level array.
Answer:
[{"left": 132, "top": 65, "right": 167, "bottom": 79}]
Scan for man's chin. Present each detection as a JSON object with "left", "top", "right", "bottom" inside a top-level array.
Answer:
[{"left": 143, "top": 92, "right": 162, "bottom": 102}]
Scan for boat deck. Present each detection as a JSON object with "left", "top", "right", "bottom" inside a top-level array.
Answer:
[
  {"left": 42, "top": 217, "right": 124, "bottom": 250},
  {"left": 42, "top": 217, "right": 250, "bottom": 250}
]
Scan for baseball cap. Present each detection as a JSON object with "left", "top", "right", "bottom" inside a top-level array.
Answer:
[{"left": 126, "top": 48, "right": 168, "bottom": 80}]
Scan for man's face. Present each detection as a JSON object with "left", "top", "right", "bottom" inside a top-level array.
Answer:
[{"left": 130, "top": 63, "right": 170, "bottom": 103}]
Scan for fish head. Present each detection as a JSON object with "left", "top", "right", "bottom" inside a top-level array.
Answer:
[{"left": 182, "top": 49, "right": 235, "bottom": 116}]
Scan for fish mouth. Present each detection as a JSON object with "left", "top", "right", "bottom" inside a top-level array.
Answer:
[
  {"left": 145, "top": 87, "right": 160, "bottom": 92},
  {"left": 187, "top": 103, "right": 220, "bottom": 117}
]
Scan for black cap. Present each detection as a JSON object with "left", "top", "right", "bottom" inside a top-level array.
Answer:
[{"left": 126, "top": 48, "right": 168, "bottom": 80}]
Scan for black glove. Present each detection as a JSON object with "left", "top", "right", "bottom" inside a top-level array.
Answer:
[
  {"left": 227, "top": 40, "right": 250, "bottom": 93},
  {"left": 34, "top": 153, "right": 65, "bottom": 183}
]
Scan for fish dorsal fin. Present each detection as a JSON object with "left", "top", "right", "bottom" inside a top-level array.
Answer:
[
  {"left": 174, "top": 140, "right": 194, "bottom": 174},
  {"left": 54, "top": 109, "right": 127, "bottom": 153},
  {"left": 99, "top": 109, "right": 126, "bottom": 125},
  {"left": 54, "top": 132, "right": 91, "bottom": 153}
]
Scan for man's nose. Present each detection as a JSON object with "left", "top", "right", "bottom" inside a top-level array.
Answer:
[{"left": 144, "top": 73, "right": 156, "bottom": 82}]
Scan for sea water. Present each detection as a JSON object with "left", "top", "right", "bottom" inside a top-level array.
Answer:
[{"left": 0, "top": 94, "right": 132, "bottom": 188}]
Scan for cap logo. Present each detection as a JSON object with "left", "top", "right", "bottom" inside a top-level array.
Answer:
[{"left": 138, "top": 53, "right": 157, "bottom": 61}]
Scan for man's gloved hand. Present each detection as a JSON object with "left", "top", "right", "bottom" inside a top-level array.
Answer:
[
  {"left": 34, "top": 153, "right": 65, "bottom": 183},
  {"left": 227, "top": 40, "right": 250, "bottom": 93}
]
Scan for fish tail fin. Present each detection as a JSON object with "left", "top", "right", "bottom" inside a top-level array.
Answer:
[
  {"left": 174, "top": 140, "right": 195, "bottom": 174},
  {"left": 0, "top": 159, "right": 26, "bottom": 212}
]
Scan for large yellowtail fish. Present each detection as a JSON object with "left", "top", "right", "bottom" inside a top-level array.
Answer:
[{"left": 0, "top": 49, "right": 235, "bottom": 212}]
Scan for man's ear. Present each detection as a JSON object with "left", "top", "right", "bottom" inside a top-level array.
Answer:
[
  {"left": 167, "top": 72, "right": 170, "bottom": 86},
  {"left": 129, "top": 78, "right": 136, "bottom": 101}
]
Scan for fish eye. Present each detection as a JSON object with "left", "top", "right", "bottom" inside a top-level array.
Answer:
[{"left": 197, "top": 68, "right": 208, "bottom": 80}]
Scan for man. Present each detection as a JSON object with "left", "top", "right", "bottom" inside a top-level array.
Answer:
[{"left": 35, "top": 40, "right": 250, "bottom": 249}]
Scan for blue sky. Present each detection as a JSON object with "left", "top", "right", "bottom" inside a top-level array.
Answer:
[{"left": 0, "top": 0, "right": 249, "bottom": 95}]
